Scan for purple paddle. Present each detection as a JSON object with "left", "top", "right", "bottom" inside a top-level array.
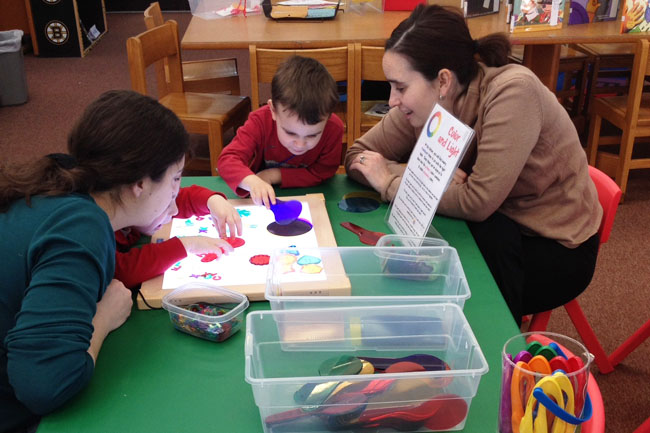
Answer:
[
  {"left": 359, "top": 354, "right": 448, "bottom": 371},
  {"left": 270, "top": 199, "right": 302, "bottom": 225}
]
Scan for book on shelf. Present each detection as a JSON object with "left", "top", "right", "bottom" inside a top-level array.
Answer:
[
  {"left": 510, "top": 0, "right": 566, "bottom": 32},
  {"left": 620, "top": 0, "right": 650, "bottom": 32},
  {"left": 595, "top": 0, "right": 622, "bottom": 21},
  {"left": 464, "top": 0, "right": 500, "bottom": 17},
  {"left": 568, "top": 0, "right": 620, "bottom": 24},
  {"left": 364, "top": 102, "right": 391, "bottom": 118}
]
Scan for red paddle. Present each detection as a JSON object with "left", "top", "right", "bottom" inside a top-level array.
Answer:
[
  {"left": 384, "top": 361, "right": 427, "bottom": 373},
  {"left": 423, "top": 395, "right": 468, "bottom": 430},
  {"left": 338, "top": 395, "right": 468, "bottom": 431}
]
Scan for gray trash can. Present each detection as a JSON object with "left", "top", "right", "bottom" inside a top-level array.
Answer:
[{"left": 0, "top": 30, "right": 28, "bottom": 106}]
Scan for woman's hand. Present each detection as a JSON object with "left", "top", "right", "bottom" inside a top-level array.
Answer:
[
  {"left": 451, "top": 168, "right": 468, "bottom": 186},
  {"left": 95, "top": 280, "right": 132, "bottom": 333},
  {"left": 348, "top": 151, "right": 393, "bottom": 193},
  {"left": 89, "top": 279, "right": 132, "bottom": 362},
  {"left": 240, "top": 174, "right": 277, "bottom": 208},
  {"left": 179, "top": 236, "right": 234, "bottom": 256},
  {"left": 207, "top": 194, "right": 242, "bottom": 238}
]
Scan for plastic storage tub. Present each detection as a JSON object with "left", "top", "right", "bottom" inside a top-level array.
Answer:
[
  {"left": 265, "top": 244, "right": 470, "bottom": 311},
  {"left": 162, "top": 283, "right": 248, "bottom": 342},
  {"left": 375, "top": 234, "right": 449, "bottom": 248},
  {"left": 188, "top": 0, "right": 262, "bottom": 18},
  {"left": 245, "top": 303, "right": 489, "bottom": 432}
]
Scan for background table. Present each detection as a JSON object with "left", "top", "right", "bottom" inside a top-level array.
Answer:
[
  {"left": 37, "top": 175, "right": 520, "bottom": 433},
  {"left": 181, "top": 6, "right": 650, "bottom": 91}
]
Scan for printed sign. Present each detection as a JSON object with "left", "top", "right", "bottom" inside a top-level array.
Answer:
[{"left": 387, "top": 104, "right": 474, "bottom": 243}]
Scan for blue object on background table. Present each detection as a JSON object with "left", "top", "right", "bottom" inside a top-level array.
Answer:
[{"left": 338, "top": 191, "right": 382, "bottom": 213}]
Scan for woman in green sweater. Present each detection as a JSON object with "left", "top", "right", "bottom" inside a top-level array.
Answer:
[
  {"left": 345, "top": 5, "right": 601, "bottom": 325},
  {"left": 0, "top": 90, "right": 189, "bottom": 433}
]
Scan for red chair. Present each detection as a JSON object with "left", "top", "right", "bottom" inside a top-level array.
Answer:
[
  {"left": 632, "top": 416, "right": 650, "bottom": 433},
  {"left": 609, "top": 320, "right": 650, "bottom": 367},
  {"left": 617, "top": 321, "right": 650, "bottom": 433},
  {"left": 528, "top": 166, "right": 622, "bottom": 374}
]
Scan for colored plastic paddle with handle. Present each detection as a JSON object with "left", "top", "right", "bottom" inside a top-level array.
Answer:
[
  {"left": 359, "top": 354, "right": 448, "bottom": 371},
  {"left": 334, "top": 395, "right": 468, "bottom": 431},
  {"left": 270, "top": 199, "right": 302, "bottom": 225},
  {"left": 340, "top": 221, "right": 385, "bottom": 245},
  {"left": 265, "top": 392, "right": 367, "bottom": 428}
]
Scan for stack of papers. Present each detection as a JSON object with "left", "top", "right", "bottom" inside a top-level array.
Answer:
[{"left": 270, "top": 0, "right": 341, "bottom": 19}]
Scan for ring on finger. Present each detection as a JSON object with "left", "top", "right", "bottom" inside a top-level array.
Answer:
[{"left": 360, "top": 155, "right": 366, "bottom": 164}]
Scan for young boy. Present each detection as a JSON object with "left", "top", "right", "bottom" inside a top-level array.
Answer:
[
  {"left": 217, "top": 55, "right": 344, "bottom": 208},
  {"left": 114, "top": 184, "right": 242, "bottom": 289}
]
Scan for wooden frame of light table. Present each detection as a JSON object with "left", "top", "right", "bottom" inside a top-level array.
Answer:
[{"left": 137, "top": 193, "right": 348, "bottom": 309}]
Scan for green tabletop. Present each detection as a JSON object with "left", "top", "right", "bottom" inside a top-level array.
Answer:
[{"left": 38, "top": 175, "right": 519, "bottom": 433}]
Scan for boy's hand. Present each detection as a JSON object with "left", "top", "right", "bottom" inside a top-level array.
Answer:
[
  {"left": 256, "top": 168, "right": 281, "bottom": 185},
  {"left": 180, "top": 236, "right": 234, "bottom": 256},
  {"left": 240, "top": 174, "right": 277, "bottom": 208},
  {"left": 207, "top": 194, "right": 242, "bottom": 238}
]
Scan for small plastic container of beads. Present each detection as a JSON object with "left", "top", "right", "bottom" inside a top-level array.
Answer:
[{"left": 162, "top": 283, "right": 249, "bottom": 342}]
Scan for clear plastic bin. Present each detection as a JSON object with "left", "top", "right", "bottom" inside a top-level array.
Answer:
[
  {"left": 375, "top": 234, "right": 449, "bottom": 248},
  {"left": 162, "top": 283, "right": 248, "bottom": 342},
  {"left": 245, "top": 304, "right": 489, "bottom": 432},
  {"left": 264, "top": 245, "right": 470, "bottom": 311},
  {"left": 188, "top": 0, "right": 262, "bottom": 18}
]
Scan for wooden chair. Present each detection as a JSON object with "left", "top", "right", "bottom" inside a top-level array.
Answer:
[
  {"left": 144, "top": 2, "right": 240, "bottom": 95},
  {"left": 585, "top": 39, "right": 650, "bottom": 198},
  {"left": 353, "top": 44, "right": 387, "bottom": 142},
  {"left": 126, "top": 20, "right": 251, "bottom": 175},
  {"left": 248, "top": 44, "right": 355, "bottom": 159},
  {"left": 573, "top": 43, "right": 637, "bottom": 118},
  {"left": 528, "top": 166, "right": 622, "bottom": 374}
]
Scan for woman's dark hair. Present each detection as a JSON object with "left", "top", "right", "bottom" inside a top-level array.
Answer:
[
  {"left": 385, "top": 4, "right": 511, "bottom": 86},
  {"left": 271, "top": 55, "right": 339, "bottom": 125},
  {"left": 0, "top": 90, "right": 189, "bottom": 212}
]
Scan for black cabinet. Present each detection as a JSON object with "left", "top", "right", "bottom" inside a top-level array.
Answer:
[{"left": 27, "top": 0, "right": 107, "bottom": 57}]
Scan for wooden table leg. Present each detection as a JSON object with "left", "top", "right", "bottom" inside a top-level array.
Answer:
[{"left": 523, "top": 44, "right": 560, "bottom": 92}]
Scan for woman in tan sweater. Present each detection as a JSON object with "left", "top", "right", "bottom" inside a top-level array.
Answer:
[{"left": 345, "top": 5, "right": 602, "bottom": 325}]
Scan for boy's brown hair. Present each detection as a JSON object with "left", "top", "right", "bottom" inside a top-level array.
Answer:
[{"left": 271, "top": 55, "right": 339, "bottom": 125}]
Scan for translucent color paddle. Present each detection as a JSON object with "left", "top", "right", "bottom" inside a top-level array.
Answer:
[
  {"left": 330, "top": 394, "right": 468, "bottom": 431},
  {"left": 382, "top": 361, "right": 426, "bottom": 373},
  {"left": 294, "top": 364, "right": 387, "bottom": 407},
  {"left": 265, "top": 391, "right": 368, "bottom": 430},
  {"left": 361, "top": 354, "right": 448, "bottom": 371},
  {"left": 319, "top": 354, "right": 448, "bottom": 374},
  {"left": 270, "top": 199, "right": 302, "bottom": 225}
]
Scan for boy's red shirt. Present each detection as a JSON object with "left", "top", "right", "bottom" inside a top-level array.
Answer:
[
  {"left": 217, "top": 104, "right": 344, "bottom": 197},
  {"left": 114, "top": 185, "right": 225, "bottom": 289}
]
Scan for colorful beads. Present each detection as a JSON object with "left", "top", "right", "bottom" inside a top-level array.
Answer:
[{"left": 169, "top": 302, "right": 242, "bottom": 342}]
